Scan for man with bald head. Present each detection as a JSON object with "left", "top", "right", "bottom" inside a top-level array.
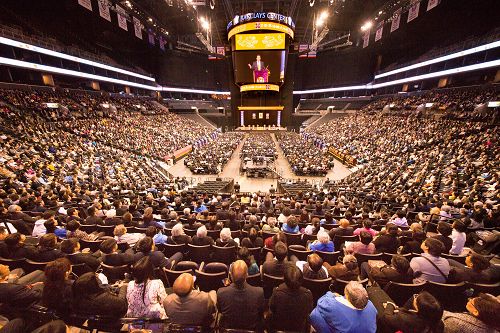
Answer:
[
  {"left": 217, "top": 260, "right": 265, "bottom": 331},
  {"left": 164, "top": 273, "right": 216, "bottom": 328}
]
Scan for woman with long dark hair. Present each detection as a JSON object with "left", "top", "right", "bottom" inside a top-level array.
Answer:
[
  {"left": 41, "top": 258, "right": 72, "bottom": 317},
  {"left": 126, "top": 256, "right": 167, "bottom": 332}
]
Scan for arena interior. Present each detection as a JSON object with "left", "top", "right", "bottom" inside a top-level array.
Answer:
[{"left": 0, "top": 0, "right": 499, "bottom": 332}]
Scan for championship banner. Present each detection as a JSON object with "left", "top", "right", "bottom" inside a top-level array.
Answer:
[
  {"left": 116, "top": 5, "right": 128, "bottom": 31},
  {"left": 307, "top": 46, "right": 316, "bottom": 58},
  {"left": 98, "top": 0, "right": 111, "bottom": 22},
  {"left": 427, "top": 0, "right": 440, "bottom": 11},
  {"left": 78, "top": 0, "right": 92, "bottom": 11},
  {"left": 235, "top": 33, "right": 285, "bottom": 50},
  {"left": 375, "top": 20, "right": 384, "bottom": 42},
  {"left": 148, "top": 31, "right": 155, "bottom": 45},
  {"left": 133, "top": 17, "right": 143, "bottom": 39},
  {"left": 159, "top": 36, "right": 166, "bottom": 51},
  {"left": 298, "top": 44, "right": 308, "bottom": 58},
  {"left": 362, "top": 29, "right": 370, "bottom": 48},
  {"left": 391, "top": 8, "right": 402, "bottom": 32},
  {"left": 407, "top": 0, "right": 421, "bottom": 23}
]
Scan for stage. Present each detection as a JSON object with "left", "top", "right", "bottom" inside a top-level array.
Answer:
[{"left": 236, "top": 126, "right": 287, "bottom": 131}]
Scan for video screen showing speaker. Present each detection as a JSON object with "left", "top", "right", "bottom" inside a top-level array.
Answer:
[{"left": 233, "top": 50, "right": 286, "bottom": 84}]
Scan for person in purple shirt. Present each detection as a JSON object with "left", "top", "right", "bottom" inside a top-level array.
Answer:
[{"left": 392, "top": 210, "right": 409, "bottom": 227}]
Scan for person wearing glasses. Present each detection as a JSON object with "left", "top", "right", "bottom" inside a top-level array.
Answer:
[{"left": 442, "top": 293, "right": 500, "bottom": 332}]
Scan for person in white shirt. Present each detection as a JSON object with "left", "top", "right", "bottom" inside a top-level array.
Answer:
[
  {"left": 450, "top": 220, "right": 467, "bottom": 255},
  {"left": 114, "top": 224, "right": 144, "bottom": 246}
]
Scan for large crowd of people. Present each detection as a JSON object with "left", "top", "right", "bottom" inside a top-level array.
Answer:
[
  {"left": 184, "top": 132, "right": 244, "bottom": 174},
  {"left": 0, "top": 85, "right": 499, "bottom": 333},
  {"left": 276, "top": 132, "right": 334, "bottom": 176}
]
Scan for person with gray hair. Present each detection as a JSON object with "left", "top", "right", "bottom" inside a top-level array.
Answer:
[
  {"left": 215, "top": 227, "right": 238, "bottom": 248},
  {"left": 192, "top": 225, "right": 214, "bottom": 246},
  {"left": 167, "top": 223, "right": 191, "bottom": 245},
  {"left": 308, "top": 230, "right": 334, "bottom": 252},
  {"left": 262, "top": 216, "right": 280, "bottom": 233},
  {"left": 310, "top": 280, "right": 377, "bottom": 332}
]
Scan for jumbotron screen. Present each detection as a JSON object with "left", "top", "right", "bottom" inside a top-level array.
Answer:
[{"left": 233, "top": 50, "right": 286, "bottom": 84}]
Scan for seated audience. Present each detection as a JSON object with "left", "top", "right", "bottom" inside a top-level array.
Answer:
[
  {"left": 215, "top": 228, "right": 238, "bottom": 248},
  {"left": 114, "top": 224, "right": 144, "bottom": 246},
  {"left": 432, "top": 222, "right": 453, "bottom": 254},
  {"left": 262, "top": 241, "right": 293, "bottom": 278},
  {"left": 410, "top": 238, "right": 450, "bottom": 283},
  {"left": 191, "top": 225, "right": 214, "bottom": 246},
  {"left": 41, "top": 258, "right": 73, "bottom": 318},
  {"left": 450, "top": 220, "right": 467, "bottom": 255},
  {"left": 346, "top": 231, "right": 376, "bottom": 254},
  {"left": 308, "top": 230, "right": 334, "bottom": 252},
  {"left": 363, "top": 254, "right": 414, "bottom": 288},
  {"left": 60, "top": 238, "right": 100, "bottom": 271},
  {"left": 447, "top": 252, "right": 493, "bottom": 283},
  {"left": 324, "top": 254, "right": 360, "bottom": 281},
  {"left": 374, "top": 223, "right": 400, "bottom": 254}
]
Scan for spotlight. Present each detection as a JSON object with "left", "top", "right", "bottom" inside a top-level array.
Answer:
[
  {"left": 361, "top": 21, "right": 373, "bottom": 31},
  {"left": 320, "top": 10, "right": 329, "bottom": 20}
]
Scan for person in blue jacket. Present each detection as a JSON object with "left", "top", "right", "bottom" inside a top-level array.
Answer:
[
  {"left": 308, "top": 230, "right": 335, "bottom": 252},
  {"left": 310, "top": 280, "right": 377, "bottom": 333}
]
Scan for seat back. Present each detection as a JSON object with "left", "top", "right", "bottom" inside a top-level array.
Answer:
[
  {"left": 315, "top": 250, "right": 341, "bottom": 266},
  {"left": 195, "top": 270, "right": 227, "bottom": 292},
  {"left": 354, "top": 253, "right": 383, "bottom": 266},
  {"left": 204, "top": 262, "right": 228, "bottom": 274},
  {"left": 175, "top": 261, "right": 199, "bottom": 272},
  {"left": 283, "top": 232, "right": 302, "bottom": 246},
  {"left": 384, "top": 281, "right": 426, "bottom": 306},
  {"left": 71, "top": 263, "right": 90, "bottom": 277},
  {"left": 79, "top": 224, "right": 97, "bottom": 233},
  {"left": 0, "top": 257, "right": 25, "bottom": 270},
  {"left": 425, "top": 281, "right": 467, "bottom": 311},
  {"left": 246, "top": 247, "right": 262, "bottom": 265},
  {"left": 465, "top": 281, "right": 500, "bottom": 297},
  {"left": 117, "top": 242, "right": 130, "bottom": 252},
  {"left": 24, "top": 259, "right": 50, "bottom": 273},
  {"left": 441, "top": 253, "right": 467, "bottom": 265},
  {"left": 381, "top": 252, "right": 415, "bottom": 265},
  {"left": 188, "top": 244, "right": 212, "bottom": 264},
  {"left": 100, "top": 263, "right": 129, "bottom": 283},
  {"left": 333, "top": 235, "right": 358, "bottom": 250},
  {"left": 212, "top": 246, "right": 236, "bottom": 265},
  {"left": 206, "top": 229, "right": 220, "bottom": 240},
  {"left": 164, "top": 268, "right": 193, "bottom": 288},
  {"left": 331, "top": 278, "right": 368, "bottom": 295},
  {"left": 262, "top": 273, "right": 284, "bottom": 299},
  {"left": 302, "top": 277, "right": 332, "bottom": 304},
  {"left": 163, "top": 243, "right": 187, "bottom": 258},
  {"left": 288, "top": 245, "right": 312, "bottom": 262},
  {"left": 246, "top": 273, "right": 262, "bottom": 287},
  {"left": 79, "top": 239, "right": 103, "bottom": 253},
  {"left": 97, "top": 225, "right": 116, "bottom": 236},
  {"left": 262, "top": 231, "right": 277, "bottom": 241}
]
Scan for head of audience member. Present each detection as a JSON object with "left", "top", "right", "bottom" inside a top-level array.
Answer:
[
  {"left": 359, "top": 231, "right": 373, "bottom": 246},
  {"left": 274, "top": 241, "right": 288, "bottom": 262},
  {"left": 286, "top": 216, "right": 298, "bottom": 229},
  {"left": 421, "top": 238, "right": 444, "bottom": 257},
  {"left": 60, "top": 238, "right": 80, "bottom": 255},
  {"left": 99, "top": 238, "right": 118, "bottom": 254},
  {"left": 122, "top": 212, "right": 133, "bottom": 225},
  {"left": 437, "top": 221, "right": 452, "bottom": 237},
  {"left": 131, "top": 256, "right": 154, "bottom": 294},
  {"left": 230, "top": 260, "right": 248, "bottom": 289},
  {"left": 267, "top": 217, "right": 277, "bottom": 228},
  {"left": 66, "top": 220, "right": 81, "bottom": 233},
  {"left": 136, "top": 237, "right": 154, "bottom": 254},
  {"left": 343, "top": 254, "right": 358, "bottom": 271},
  {"left": 42, "top": 258, "right": 72, "bottom": 308},
  {"left": 73, "top": 272, "right": 104, "bottom": 299},
  {"left": 344, "top": 281, "right": 369, "bottom": 309},
  {"left": 391, "top": 255, "right": 411, "bottom": 274},
  {"left": 237, "top": 246, "right": 254, "bottom": 269},
  {"left": 386, "top": 223, "right": 399, "bottom": 236},
  {"left": 465, "top": 253, "right": 490, "bottom": 272},
  {"left": 145, "top": 226, "right": 158, "bottom": 238},
  {"left": 339, "top": 219, "right": 350, "bottom": 229},
  {"left": 220, "top": 228, "right": 232, "bottom": 243},
  {"left": 317, "top": 230, "right": 330, "bottom": 245},
  {"left": 413, "top": 292, "right": 444, "bottom": 330},
  {"left": 307, "top": 253, "right": 324, "bottom": 273},
  {"left": 113, "top": 224, "right": 127, "bottom": 237},
  {"left": 410, "top": 223, "right": 423, "bottom": 233},
  {"left": 173, "top": 272, "right": 194, "bottom": 297},
  {"left": 196, "top": 225, "right": 208, "bottom": 238},
  {"left": 284, "top": 265, "right": 303, "bottom": 291},
  {"left": 171, "top": 223, "right": 185, "bottom": 237},
  {"left": 466, "top": 293, "right": 500, "bottom": 329},
  {"left": 38, "top": 233, "right": 58, "bottom": 250},
  {"left": 4, "top": 233, "right": 25, "bottom": 251},
  {"left": 452, "top": 220, "right": 467, "bottom": 233},
  {"left": 272, "top": 232, "right": 287, "bottom": 246}
]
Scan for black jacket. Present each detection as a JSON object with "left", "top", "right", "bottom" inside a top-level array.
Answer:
[
  {"left": 378, "top": 303, "right": 444, "bottom": 333},
  {"left": 268, "top": 283, "right": 313, "bottom": 333},
  {"left": 66, "top": 252, "right": 101, "bottom": 271},
  {"left": 0, "top": 283, "right": 41, "bottom": 308},
  {"left": 374, "top": 235, "right": 400, "bottom": 254},
  {"left": 73, "top": 285, "right": 128, "bottom": 318}
]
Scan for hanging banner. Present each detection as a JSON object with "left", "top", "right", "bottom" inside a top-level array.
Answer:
[
  {"left": 78, "top": 0, "right": 92, "bottom": 11},
  {"left": 427, "top": 0, "right": 440, "bottom": 11},
  {"left": 133, "top": 17, "right": 143, "bottom": 39},
  {"left": 159, "top": 36, "right": 166, "bottom": 51},
  {"left": 98, "top": 0, "right": 111, "bottom": 22},
  {"left": 375, "top": 20, "right": 384, "bottom": 42},
  {"left": 298, "top": 44, "right": 308, "bottom": 58},
  {"left": 116, "top": 6, "right": 128, "bottom": 31},
  {"left": 407, "top": 0, "right": 421, "bottom": 23},
  {"left": 362, "top": 29, "right": 370, "bottom": 48},
  {"left": 216, "top": 46, "right": 225, "bottom": 56},
  {"left": 391, "top": 8, "right": 402, "bottom": 32},
  {"left": 148, "top": 31, "right": 155, "bottom": 45}
]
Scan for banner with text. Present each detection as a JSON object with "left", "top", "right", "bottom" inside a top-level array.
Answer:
[
  {"left": 407, "top": 0, "right": 421, "bottom": 22},
  {"left": 362, "top": 29, "right": 370, "bottom": 48},
  {"left": 78, "top": 0, "right": 92, "bottom": 11},
  {"left": 116, "top": 5, "right": 128, "bottom": 31},
  {"left": 391, "top": 8, "right": 402, "bottom": 32},
  {"left": 159, "top": 36, "right": 166, "bottom": 51},
  {"left": 98, "top": 0, "right": 111, "bottom": 22},
  {"left": 133, "top": 17, "right": 143, "bottom": 39},
  {"left": 148, "top": 31, "right": 155, "bottom": 45},
  {"left": 375, "top": 21, "right": 384, "bottom": 42},
  {"left": 427, "top": 0, "right": 440, "bottom": 11}
]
